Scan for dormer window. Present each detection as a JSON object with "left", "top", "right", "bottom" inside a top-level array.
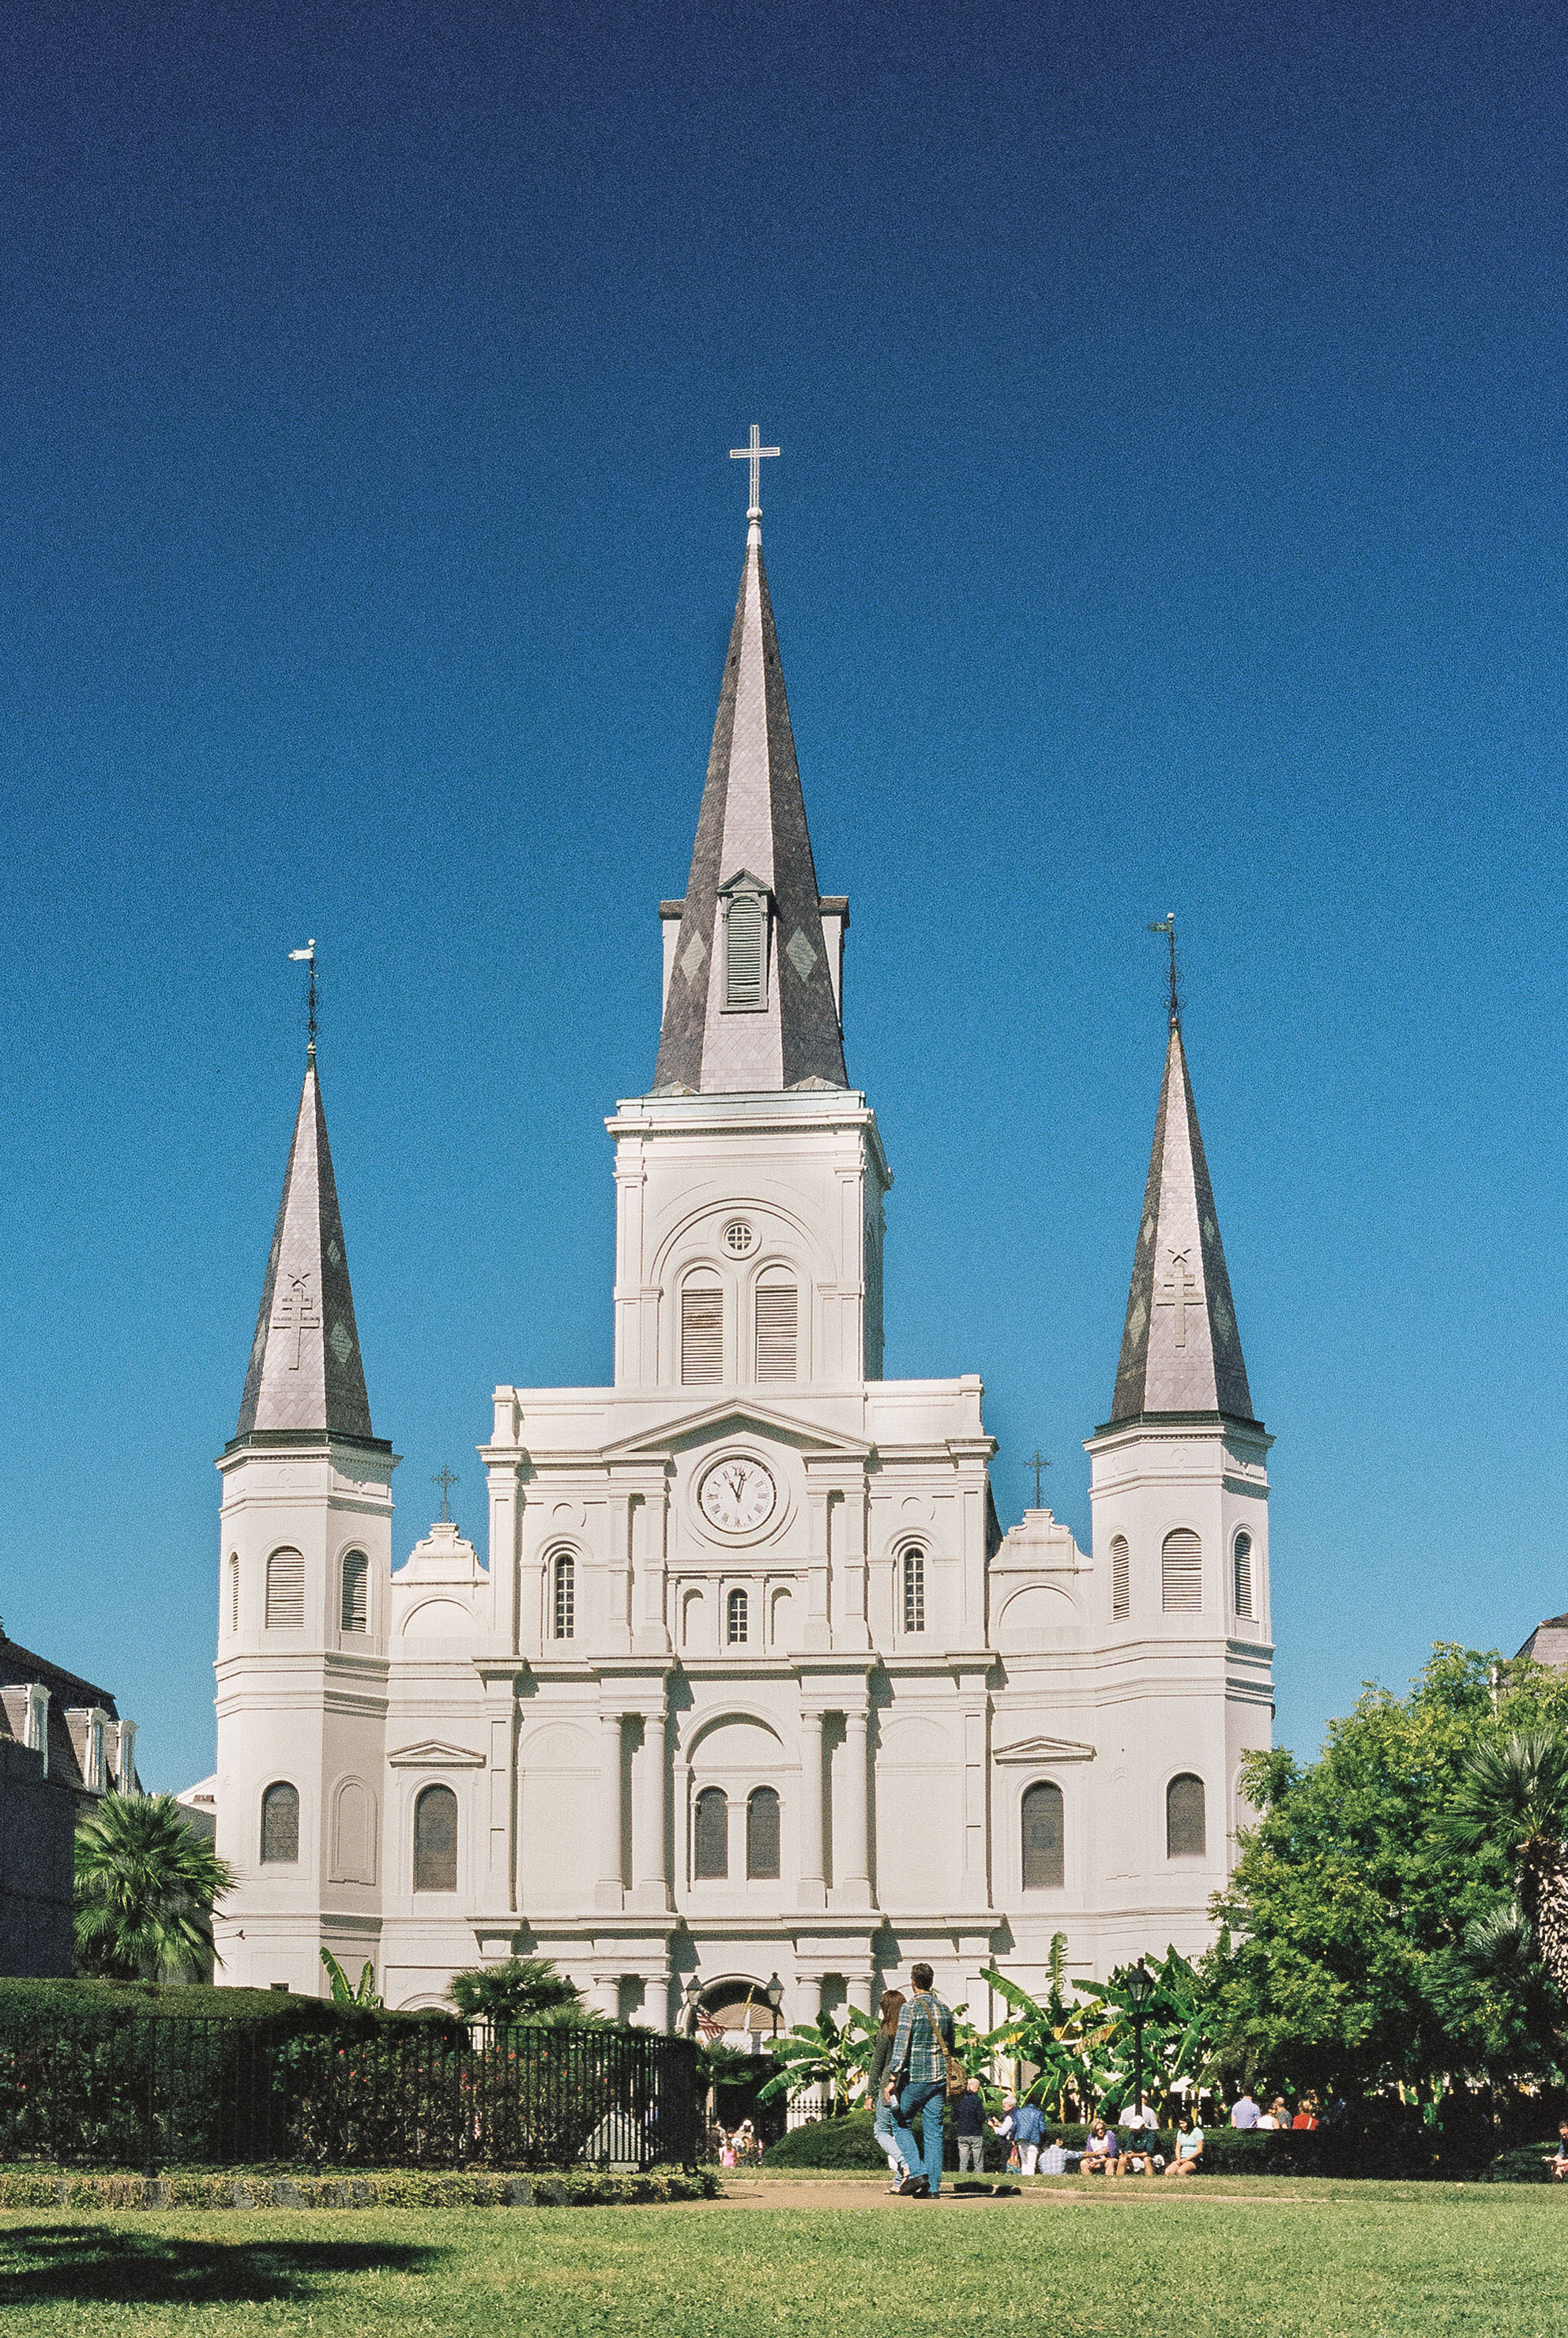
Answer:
[{"left": 720, "top": 876, "right": 769, "bottom": 1011}]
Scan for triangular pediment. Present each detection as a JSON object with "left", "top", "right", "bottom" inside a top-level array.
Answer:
[
  {"left": 601, "top": 1398, "right": 871, "bottom": 1464},
  {"left": 387, "top": 1739, "right": 487, "bottom": 1768},
  {"left": 716, "top": 867, "right": 772, "bottom": 899},
  {"left": 991, "top": 1734, "right": 1096, "bottom": 1764}
]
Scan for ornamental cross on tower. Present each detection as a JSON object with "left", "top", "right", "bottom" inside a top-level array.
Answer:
[
  {"left": 730, "top": 423, "right": 780, "bottom": 515},
  {"left": 1028, "top": 1449, "right": 1051, "bottom": 1505},
  {"left": 1156, "top": 1250, "right": 1201, "bottom": 1346},
  {"left": 272, "top": 1269, "right": 321, "bottom": 1370},
  {"left": 433, "top": 1465, "right": 459, "bottom": 1522}
]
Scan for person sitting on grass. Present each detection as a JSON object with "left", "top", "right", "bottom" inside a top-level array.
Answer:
[
  {"left": 1164, "top": 2113, "right": 1205, "bottom": 2175},
  {"left": 1547, "top": 2121, "right": 1568, "bottom": 2181},
  {"left": 1292, "top": 2096, "right": 1320, "bottom": 2131},
  {"left": 1081, "top": 2118, "right": 1119, "bottom": 2174}
]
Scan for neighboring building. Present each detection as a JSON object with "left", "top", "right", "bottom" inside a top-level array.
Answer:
[
  {"left": 1516, "top": 1615, "right": 1568, "bottom": 1667},
  {"left": 212, "top": 494, "right": 1275, "bottom": 2024},
  {"left": 0, "top": 1624, "right": 138, "bottom": 1976}
]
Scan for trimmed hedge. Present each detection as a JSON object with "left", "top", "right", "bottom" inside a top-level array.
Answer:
[
  {"left": 0, "top": 1978, "right": 456, "bottom": 2033},
  {"left": 0, "top": 2165, "right": 719, "bottom": 2209},
  {"left": 1484, "top": 2141, "right": 1562, "bottom": 2186},
  {"left": 765, "top": 2111, "right": 1013, "bottom": 2173}
]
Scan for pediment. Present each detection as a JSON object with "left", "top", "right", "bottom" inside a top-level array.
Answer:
[
  {"left": 716, "top": 867, "right": 772, "bottom": 899},
  {"left": 387, "top": 1739, "right": 487, "bottom": 1769},
  {"left": 991, "top": 1734, "right": 1096, "bottom": 1764},
  {"left": 601, "top": 1399, "right": 871, "bottom": 1464}
]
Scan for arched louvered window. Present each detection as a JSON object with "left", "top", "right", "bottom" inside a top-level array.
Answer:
[
  {"left": 260, "top": 1781, "right": 299, "bottom": 1864},
  {"left": 228, "top": 1554, "right": 239, "bottom": 1636},
  {"left": 1233, "top": 1532, "right": 1254, "bottom": 1620},
  {"left": 413, "top": 1784, "right": 458, "bottom": 1893},
  {"left": 681, "top": 1274, "right": 724, "bottom": 1385},
  {"left": 552, "top": 1552, "right": 576, "bottom": 1641},
  {"left": 1161, "top": 1528, "right": 1202, "bottom": 1614},
  {"left": 1021, "top": 1780, "right": 1064, "bottom": 1889},
  {"left": 754, "top": 1272, "right": 799, "bottom": 1381},
  {"left": 694, "top": 1787, "right": 728, "bottom": 1879},
  {"left": 724, "top": 889, "right": 765, "bottom": 1009},
  {"left": 746, "top": 1786, "right": 780, "bottom": 1879},
  {"left": 1167, "top": 1772, "right": 1206, "bottom": 1859},
  {"left": 1111, "top": 1535, "right": 1130, "bottom": 1620},
  {"left": 902, "top": 1547, "right": 926, "bottom": 1633},
  {"left": 727, "top": 1588, "right": 749, "bottom": 1645},
  {"left": 340, "top": 1551, "right": 369, "bottom": 1634},
  {"left": 265, "top": 1548, "right": 305, "bottom": 1630}
]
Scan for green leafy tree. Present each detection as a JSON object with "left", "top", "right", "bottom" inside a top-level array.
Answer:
[
  {"left": 320, "top": 1945, "right": 382, "bottom": 2006},
  {"left": 73, "top": 1792, "right": 235, "bottom": 1982},
  {"left": 446, "top": 1955, "right": 608, "bottom": 2028},
  {"left": 757, "top": 2005, "right": 875, "bottom": 2114}
]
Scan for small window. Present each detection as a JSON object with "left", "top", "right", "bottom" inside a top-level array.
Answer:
[
  {"left": 1167, "top": 1772, "right": 1206, "bottom": 1859},
  {"left": 1021, "top": 1780, "right": 1064, "bottom": 1889},
  {"left": 553, "top": 1552, "right": 576, "bottom": 1640},
  {"left": 694, "top": 1786, "right": 728, "bottom": 1879},
  {"left": 746, "top": 1786, "right": 780, "bottom": 1880},
  {"left": 413, "top": 1784, "right": 458, "bottom": 1892},
  {"left": 1161, "top": 1528, "right": 1202, "bottom": 1614},
  {"left": 229, "top": 1554, "right": 240, "bottom": 1636},
  {"left": 722, "top": 1219, "right": 754, "bottom": 1255},
  {"left": 265, "top": 1548, "right": 305, "bottom": 1630},
  {"left": 1233, "top": 1531, "right": 1254, "bottom": 1620},
  {"left": 261, "top": 1781, "right": 299, "bottom": 1864},
  {"left": 724, "top": 890, "right": 765, "bottom": 1009},
  {"left": 727, "top": 1588, "right": 749, "bottom": 1645},
  {"left": 902, "top": 1548, "right": 926, "bottom": 1633},
  {"left": 754, "top": 1275, "right": 798, "bottom": 1382},
  {"left": 340, "top": 1551, "right": 369, "bottom": 1634},
  {"left": 681, "top": 1276, "right": 724, "bottom": 1385},
  {"left": 1111, "top": 1535, "right": 1130, "bottom": 1621}
]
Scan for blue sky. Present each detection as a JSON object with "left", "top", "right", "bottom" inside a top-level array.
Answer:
[{"left": 2, "top": 0, "right": 1565, "bottom": 1790}]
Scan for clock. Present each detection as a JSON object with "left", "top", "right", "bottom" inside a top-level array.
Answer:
[{"left": 698, "top": 1456, "right": 777, "bottom": 1535}]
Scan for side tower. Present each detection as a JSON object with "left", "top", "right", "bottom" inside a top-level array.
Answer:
[
  {"left": 212, "top": 1041, "right": 394, "bottom": 1993},
  {"left": 1083, "top": 995, "right": 1273, "bottom": 1954}
]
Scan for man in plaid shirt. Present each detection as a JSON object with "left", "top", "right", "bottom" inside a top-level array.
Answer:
[{"left": 882, "top": 1961, "right": 955, "bottom": 2197}]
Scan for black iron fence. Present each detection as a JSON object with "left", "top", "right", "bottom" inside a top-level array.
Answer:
[{"left": 0, "top": 2009, "right": 703, "bottom": 2171}]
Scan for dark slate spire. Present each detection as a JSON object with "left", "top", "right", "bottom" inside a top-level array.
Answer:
[
  {"left": 235, "top": 1052, "right": 375, "bottom": 1441},
  {"left": 652, "top": 513, "right": 848, "bottom": 1095},
  {"left": 1108, "top": 1019, "right": 1257, "bottom": 1427}
]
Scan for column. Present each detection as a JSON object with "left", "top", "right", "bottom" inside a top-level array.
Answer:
[
  {"left": 634, "top": 1488, "right": 671, "bottom": 1655},
  {"left": 797, "top": 1710, "right": 825, "bottom": 1907},
  {"left": 595, "top": 1711, "right": 625, "bottom": 1909},
  {"left": 845, "top": 1972, "right": 874, "bottom": 2019},
  {"left": 836, "top": 1706, "right": 871, "bottom": 1907},
  {"left": 833, "top": 1482, "right": 870, "bottom": 1653},
  {"left": 803, "top": 1484, "right": 832, "bottom": 1652},
  {"left": 792, "top": 1971, "right": 825, "bottom": 2026},
  {"left": 631, "top": 1707, "right": 670, "bottom": 1912}
]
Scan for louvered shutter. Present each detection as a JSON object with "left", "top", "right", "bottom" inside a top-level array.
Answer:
[
  {"left": 1111, "top": 1535, "right": 1130, "bottom": 1619},
  {"left": 1233, "top": 1532, "right": 1253, "bottom": 1619},
  {"left": 724, "top": 893, "right": 765, "bottom": 1008},
  {"left": 681, "top": 1281, "right": 724, "bottom": 1383},
  {"left": 265, "top": 1549, "right": 306, "bottom": 1629},
  {"left": 341, "top": 1552, "right": 369, "bottom": 1633},
  {"left": 754, "top": 1279, "right": 798, "bottom": 1381},
  {"left": 1161, "top": 1528, "right": 1202, "bottom": 1614}
]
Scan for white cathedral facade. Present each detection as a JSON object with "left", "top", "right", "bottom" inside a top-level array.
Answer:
[{"left": 211, "top": 493, "right": 1275, "bottom": 2028}]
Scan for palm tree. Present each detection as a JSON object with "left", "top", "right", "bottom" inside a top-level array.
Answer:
[
  {"left": 73, "top": 1793, "right": 235, "bottom": 1982},
  {"left": 446, "top": 1955, "right": 609, "bottom": 2028},
  {"left": 1452, "top": 1733, "right": 1568, "bottom": 1997}
]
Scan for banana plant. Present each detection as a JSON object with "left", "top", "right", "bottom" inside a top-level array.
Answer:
[
  {"left": 320, "top": 1945, "right": 382, "bottom": 2007},
  {"left": 755, "top": 2005, "right": 877, "bottom": 2114},
  {"left": 1074, "top": 1946, "right": 1221, "bottom": 2116},
  {"left": 982, "top": 1941, "right": 1111, "bottom": 2120}
]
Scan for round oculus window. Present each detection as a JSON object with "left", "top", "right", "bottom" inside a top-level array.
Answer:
[
  {"left": 722, "top": 1219, "right": 755, "bottom": 1255},
  {"left": 699, "top": 1456, "right": 777, "bottom": 1534}
]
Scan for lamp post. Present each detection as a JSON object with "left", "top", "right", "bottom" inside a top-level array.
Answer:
[
  {"left": 1125, "top": 1960, "right": 1155, "bottom": 2126},
  {"left": 765, "top": 1972, "right": 784, "bottom": 2039}
]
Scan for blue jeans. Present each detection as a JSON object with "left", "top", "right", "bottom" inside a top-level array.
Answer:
[
  {"left": 872, "top": 2097, "right": 906, "bottom": 2174},
  {"left": 891, "top": 2079, "right": 946, "bottom": 2194}
]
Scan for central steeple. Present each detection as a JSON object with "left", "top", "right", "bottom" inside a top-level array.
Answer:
[{"left": 652, "top": 491, "right": 848, "bottom": 1096}]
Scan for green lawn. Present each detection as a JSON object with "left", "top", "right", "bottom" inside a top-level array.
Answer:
[{"left": 2, "top": 2184, "right": 1566, "bottom": 2336}]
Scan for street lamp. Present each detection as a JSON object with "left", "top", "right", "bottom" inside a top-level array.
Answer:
[
  {"left": 765, "top": 1972, "right": 785, "bottom": 2039},
  {"left": 684, "top": 1975, "right": 703, "bottom": 2039},
  {"left": 1125, "top": 1961, "right": 1155, "bottom": 2126}
]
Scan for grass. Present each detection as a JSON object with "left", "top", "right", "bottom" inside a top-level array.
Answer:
[{"left": 3, "top": 2180, "right": 1568, "bottom": 2336}]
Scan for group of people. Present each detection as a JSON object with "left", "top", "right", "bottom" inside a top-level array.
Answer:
[
  {"left": 1228, "top": 2088, "right": 1322, "bottom": 2130},
  {"left": 711, "top": 2119, "right": 762, "bottom": 2167}
]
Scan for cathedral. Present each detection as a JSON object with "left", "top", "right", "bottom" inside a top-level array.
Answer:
[{"left": 211, "top": 477, "right": 1275, "bottom": 2029}]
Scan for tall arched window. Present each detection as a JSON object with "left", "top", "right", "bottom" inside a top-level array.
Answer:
[
  {"left": 681, "top": 1273, "right": 724, "bottom": 1384},
  {"left": 413, "top": 1784, "right": 458, "bottom": 1892},
  {"left": 902, "top": 1547, "right": 926, "bottom": 1633},
  {"left": 727, "top": 1588, "right": 749, "bottom": 1645},
  {"left": 754, "top": 1272, "right": 799, "bottom": 1381},
  {"left": 265, "top": 1547, "right": 305, "bottom": 1630},
  {"left": 1232, "top": 1532, "right": 1254, "bottom": 1620},
  {"left": 746, "top": 1786, "right": 780, "bottom": 1879},
  {"left": 340, "top": 1551, "right": 369, "bottom": 1634},
  {"left": 1167, "top": 1772, "right": 1206, "bottom": 1859},
  {"left": 1021, "top": 1780, "right": 1064, "bottom": 1889},
  {"left": 228, "top": 1554, "right": 239, "bottom": 1635},
  {"left": 553, "top": 1552, "right": 576, "bottom": 1641},
  {"left": 260, "top": 1781, "right": 299, "bottom": 1864},
  {"left": 1161, "top": 1528, "right": 1202, "bottom": 1614},
  {"left": 694, "top": 1787, "right": 728, "bottom": 1879},
  {"left": 1111, "top": 1535, "right": 1130, "bottom": 1620}
]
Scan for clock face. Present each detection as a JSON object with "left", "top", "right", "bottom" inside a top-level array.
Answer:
[{"left": 699, "top": 1456, "right": 777, "bottom": 1535}]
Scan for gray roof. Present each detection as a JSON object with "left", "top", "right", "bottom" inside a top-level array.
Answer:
[
  {"left": 1107, "top": 1020, "right": 1258, "bottom": 1429},
  {"left": 1517, "top": 1614, "right": 1568, "bottom": 1666},
  {"left": 652, "top": 520, "right": 848, "bottom": 1095},
  {"left": 234, "top": 1052, "right": 376, "bottom": 1442}
]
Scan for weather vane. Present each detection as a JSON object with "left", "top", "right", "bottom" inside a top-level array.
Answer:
[
  {"left": 729, "top": 423, "right": 780, "bottom": 518},
  {"left": 433, "top": 1465, "right": 459, "bottom": 1522},
  {"left": 1028, "top": 1450, "right": 1051, "bottom": 1506},
  {"left": 288, "top": 939, "right": 318, "bottom": 1052},
  {"left": 1147, "top": 912, "right": 1181, "bottom": 1029}
]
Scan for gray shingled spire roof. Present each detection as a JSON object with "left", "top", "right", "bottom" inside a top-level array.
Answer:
[
  {"left": 234, "top": 1051, "right": 376, "bottom": 1442},
  {"left": 652, "top": 517, "right": 848, "bottom": 1095},
  {"left": 1107, "top": 1018, "right": 1258, "bottom": 1427}
]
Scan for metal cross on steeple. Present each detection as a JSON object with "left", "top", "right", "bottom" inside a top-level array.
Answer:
[
  {"left": 433, "top": 1464, "right": 459, "bottom": 1521},
  {"left": 1027, "top": 1450, "right": 1051, "bottom": 1505},
  {"left": 1147, "top": 912, "right": 1181, "bottom": 1029},
  {"left": 288, "top": 939, "right": 318, "bottom": 1054},
  {"left": 729, "top": 423, "right": 780, "bottom": 516}
]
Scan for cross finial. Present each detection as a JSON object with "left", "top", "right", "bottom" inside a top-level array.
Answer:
[
  {"left": 729, "top": 423, "right": 780, "bottom": 521},
  {"left": 433, "top": 1464, "right": 459, "bottom": 1522},
  {"left": 1147, "top": 912, "right": 1181, "bottom": 1029},
  {"left": 1027, "top": 1449, "right": 1051, "bottom": 1507}
]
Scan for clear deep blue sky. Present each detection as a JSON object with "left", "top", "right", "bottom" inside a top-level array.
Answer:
[{"left": 2, "top": 1, "right": 1564, "bottom": 1791}]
